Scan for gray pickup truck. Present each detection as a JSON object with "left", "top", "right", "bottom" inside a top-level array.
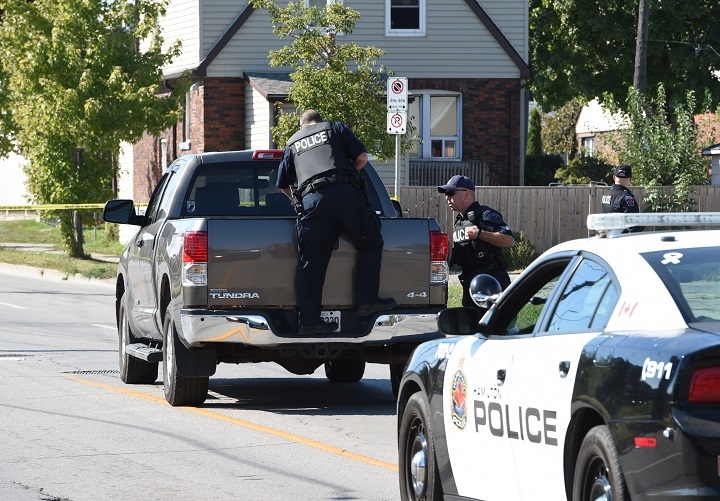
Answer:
[{"left": 103, "top": 149, "right": 449, "bottom": 406}]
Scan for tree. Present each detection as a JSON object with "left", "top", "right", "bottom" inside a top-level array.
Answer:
[
  {"left": 527, "top": 107, "right": 543, "bottom": 155},
  {"left": 606, "top": 85, "right": 711, "bottom": 211},
  {"left": 529, "top": 0, "right": 720, "bottom": 113},
  {"left": 250, "top": 0, "right": 413, "bottom": 160},
  {"left": 540, "top": 99, "right": 583, "bottom": 161},
  {"left": 0, "top": 0, "right": 188, "bottom": 257}
]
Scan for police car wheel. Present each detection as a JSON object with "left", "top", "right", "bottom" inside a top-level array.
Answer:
[
  {"left": 118, "top": 296, "right": 158, "bottom": 385},
  {"left": 399, "top": 393, "right": 443, "bottom": 501},
  {"left": 572, "top": 425, "right": 627, "bottom": 501}
]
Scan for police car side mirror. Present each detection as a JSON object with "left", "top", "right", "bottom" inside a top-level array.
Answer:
[{"left": 437, "top": 307, "right": 482, "bottom": 335}]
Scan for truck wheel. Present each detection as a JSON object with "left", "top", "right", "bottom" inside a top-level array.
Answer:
[
  {"left": 162, "top": 309, "right": 209, "bottom": 406},
  {"left": 118, "top": 298, "right": 158, "bottom": 384},
  {"left": 324, "top": 359, "right": 365, "bottom": 383},
  {"left": 572, "top": 425, "right": 627, "bottom": 501},
  {"left": 399, "top": 392, "right": 443, "bottom": 501},
  {"left": 390, "top": 363, "right": 405, "bottom": 399}
]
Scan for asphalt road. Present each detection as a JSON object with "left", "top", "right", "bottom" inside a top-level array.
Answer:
[{"left": 0, "top": 265, "right": 400, "bottom": 501}]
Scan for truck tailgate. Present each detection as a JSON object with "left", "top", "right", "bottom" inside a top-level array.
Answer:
[{"left": 206, "top": 218, "right": 436, "bottom": 309}]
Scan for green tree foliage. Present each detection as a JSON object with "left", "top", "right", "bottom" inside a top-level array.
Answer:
[
  {"left": 0, "top": 0, "right": 188, "bottom": 256},
  {"left": 606, "top": 85, "right": 711, "bottom": 211},
  {"left": 554, "top": 156, "right": 614, "bottom": 185},
  {"left": 527, "top": 107, "right": 543, "bottom": 155},
  {"left": 541, "top": 99, "right": 583, "bottom": 160},
  {"left": 524, "top": 154, "right": 563, "bottom": 186},
  {"left": 529, "top": 0, "right": 720, "bottom": 113},
  {"left": 250, "top": 0, "right": 413, "bottom": 160}
]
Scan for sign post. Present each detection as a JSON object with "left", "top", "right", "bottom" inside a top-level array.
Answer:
[{"left": 387, "top": 77, "right": 408, "bottom": 197}]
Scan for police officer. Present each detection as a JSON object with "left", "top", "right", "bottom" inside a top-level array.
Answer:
[
  {"left": 439, "top": 175, "right": 515, "bottom": 308},
  {"left": 277, "top": 110, "right": 395, "bottom": 336},
  {"left": 602, "top": 164, "right": 643, "bottom": 232}
]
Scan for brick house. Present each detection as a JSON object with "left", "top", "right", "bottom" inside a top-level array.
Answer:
[{"left": 122, "top": 0, "right": 531, "bottom": 202}]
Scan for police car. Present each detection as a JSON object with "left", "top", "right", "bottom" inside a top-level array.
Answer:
[{"left": 397, "top": 212, "right": 720, "bottom": 501}]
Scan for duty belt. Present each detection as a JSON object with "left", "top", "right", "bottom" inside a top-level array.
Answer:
[{"left": 298, "top": 170, "right": 359, "bottom": 198}]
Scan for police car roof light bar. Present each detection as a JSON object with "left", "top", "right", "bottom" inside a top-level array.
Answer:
[{"left": 588, "top": 212, "right": 720, "bottom": 237}]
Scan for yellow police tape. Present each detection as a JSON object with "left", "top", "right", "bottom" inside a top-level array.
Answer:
[{"left": 0, "top": 203, "right": 147, "bottom": 211}]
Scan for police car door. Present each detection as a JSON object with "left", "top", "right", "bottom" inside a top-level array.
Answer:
[
  {"left": 443, "top": 256, "right": 577, "bottom": 499},
  {"left": 509, "top": 255, "right": 619, "bottom": 499}
]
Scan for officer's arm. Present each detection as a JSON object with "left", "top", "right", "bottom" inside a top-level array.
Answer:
[
  {"left": 354, "top": 152, "right": 368, "bottom": 171},
  {"left": 474, "top": 229, "right": 515, "bottom": 248}
]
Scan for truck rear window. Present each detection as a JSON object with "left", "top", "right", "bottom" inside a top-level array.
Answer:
[{"left": 181, "top": 162, "right": 296, "bottom": 217}]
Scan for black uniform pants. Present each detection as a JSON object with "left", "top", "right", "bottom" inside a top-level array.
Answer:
[{"left": 296, "top": 182, "right": 383, "bottom": 328}]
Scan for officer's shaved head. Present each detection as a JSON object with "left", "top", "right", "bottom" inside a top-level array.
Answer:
[{"left": 300, "top": 109, "right": 323, "bottom": 127}]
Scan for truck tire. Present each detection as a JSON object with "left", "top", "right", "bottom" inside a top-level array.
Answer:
[
  {"left": 162, "top": 309, "right": 209, "bottom": 406},
  {"left": 118, "top": 298, "right": 158, "bottom": 384},
  {"left": 324, "top": 359, "right": 365, "bottom": 383}
]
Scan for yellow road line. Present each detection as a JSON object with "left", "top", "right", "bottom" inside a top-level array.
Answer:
[{"left": 68, "top": 376, "right": 399, "bottom": 472}]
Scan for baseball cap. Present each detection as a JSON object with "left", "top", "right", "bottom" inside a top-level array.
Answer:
[
  {"left": 438, "top": 175, "right": 475, "bottom": 193},
  {"left": 614, "top": 164, "right": 632, "bottom": 178}
]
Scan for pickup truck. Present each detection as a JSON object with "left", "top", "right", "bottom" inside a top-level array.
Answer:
[{"left": 103, "top": 149, "right": 449, "bottom": 406}]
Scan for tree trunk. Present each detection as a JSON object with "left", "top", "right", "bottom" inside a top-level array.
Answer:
[{"left": 633, "top": 0, "right": 650, "bottom": 94}]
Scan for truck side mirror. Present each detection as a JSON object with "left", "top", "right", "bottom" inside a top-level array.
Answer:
[{"left": 103, "top": 199, "right": 143, "bottom": 226}]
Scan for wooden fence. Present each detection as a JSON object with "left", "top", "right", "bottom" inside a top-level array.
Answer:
[
  {"left": 398, "top": 185, "right": 720, "bottom": 255},
  {"left": 408, "top": 160, "right": 493, "bottom": 187}
]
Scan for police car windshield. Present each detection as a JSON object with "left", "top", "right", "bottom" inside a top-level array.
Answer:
[{"left": 643, "top": 247, "right": 720, "bottom": 323}]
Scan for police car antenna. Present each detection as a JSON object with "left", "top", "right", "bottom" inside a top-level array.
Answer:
[{"left": 587, "top": 212, "right": 720, "bottom": 237}]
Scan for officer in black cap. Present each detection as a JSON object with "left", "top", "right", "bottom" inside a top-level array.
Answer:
[
  {"left": 439, "top": 175, "right": 515, "bottom": 309},
  {"left": 602, "top": 164, "right": 643, "bottom": 232},
  {"left": 277, "top": 110, "right": 395, "bottom": 336}
]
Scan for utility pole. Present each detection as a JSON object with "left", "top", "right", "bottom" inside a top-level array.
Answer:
[{"left": 633, "top": 0, "right": 650, "bottom": 93}]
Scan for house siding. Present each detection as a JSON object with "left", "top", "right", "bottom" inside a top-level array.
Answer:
[
  {"left": 203, "top": 0, "right": 527, "bottom": 79},
  {"left": 246, "top": 85, "right": 273, "bottom": 150},
  {"left": 161, "top": 0, "right": 201, "bottom": 72}
]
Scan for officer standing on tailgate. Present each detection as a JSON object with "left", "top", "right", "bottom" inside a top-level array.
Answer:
[
  {"left": 439, "top": 175, "right": 515, "bottom": 308},
  {"left": 602, "top": 164, "right": 643, "bottom": 232},
  {"left": 277, "top": 110, "right": 395, "bottom": 336}
]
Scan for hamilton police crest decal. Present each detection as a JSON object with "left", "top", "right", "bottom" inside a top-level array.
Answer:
[{"left": 450, "top": 361, "right": 467, "bottom": 430}]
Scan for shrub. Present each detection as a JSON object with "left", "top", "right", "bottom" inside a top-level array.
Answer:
[{"left": 507, "top": 231, "right": 536, "bottom": 271}]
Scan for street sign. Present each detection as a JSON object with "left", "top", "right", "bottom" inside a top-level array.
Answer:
[
  {"left": 387, "top": 111, "right": 407, "bottom": 134},
  {"left": 387, "top": 77, "right": 408, "bottom": 111}
]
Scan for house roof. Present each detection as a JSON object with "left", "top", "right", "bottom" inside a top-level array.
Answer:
[
  {"left": 702, "top": 143, "right": 720, "bottom": 156},
  {"left": 244, "top": 72, "right": 293, "bottom": 100},
  {"left": 187, "top": 1, "right": 531, "bottom": 80}
]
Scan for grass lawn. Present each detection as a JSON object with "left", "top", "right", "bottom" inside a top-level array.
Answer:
[{"left": 0, "top": 219, "right": 124, "bottom": 280}]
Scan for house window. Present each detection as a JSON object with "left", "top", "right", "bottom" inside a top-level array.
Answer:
[
  {"left": 408, "top": 92, "right": 461, "bottom": 159},
  {"left": 582, "top": 136, "right": 594, "bottom": 157},
  {"left": 386, "top": 0, "right": 425, "bottom": 36}
]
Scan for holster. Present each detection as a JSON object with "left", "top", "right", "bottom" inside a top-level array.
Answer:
[{"left": 290, "top": 188, "right": 304, "bottom": 216}]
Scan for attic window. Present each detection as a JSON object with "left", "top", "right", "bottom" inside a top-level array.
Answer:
[{"left": 386, "top": 0, "right": 425, "bottom": 37}]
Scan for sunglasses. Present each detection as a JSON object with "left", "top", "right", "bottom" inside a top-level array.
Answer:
[{"left": 445, "top": 188, "right": 470, "bottom": 197}]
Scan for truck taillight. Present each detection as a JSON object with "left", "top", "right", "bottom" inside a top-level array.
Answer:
[
  {"left": 252, "top": 149, "right": 284, "bottom": 160},
  {"left": 182, "top": 231, "right": 207, "bottom": 286},
  {"left": 689, "top": 367, "right": 720, "bottom": 403},
  {"left": 430, "top": 230, "right": 449, "bottom": 283}
]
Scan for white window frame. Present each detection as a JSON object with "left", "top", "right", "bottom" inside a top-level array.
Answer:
[
  {"left": 409, "top": 90, "right": 462, "bottom": 159},
  {"left": 581, "top": 136, "right": 594, "bottom": 157},
  {"left": 385, "top": 0, "right": 426, "bottom": 37}
]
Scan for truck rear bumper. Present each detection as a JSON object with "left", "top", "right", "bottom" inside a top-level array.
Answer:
[{"left": 179, "top": 309, "right": 442, "bottom": 348}]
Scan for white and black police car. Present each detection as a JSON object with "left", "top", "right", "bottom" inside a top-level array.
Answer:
[{"left": 397, "top": 212, "right": 720, "bottom": 501}]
